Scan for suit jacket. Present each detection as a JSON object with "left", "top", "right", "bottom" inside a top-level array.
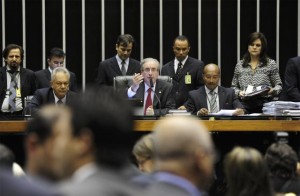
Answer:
[
  {"left": 25, "top": 87, "right": 77, "bottom": 115},
  {"left": 0, "top": 66, "right": 36, "bottom": 111},
  {"left": 143, "top": 172, "right": 205, "bottom": 196},
  {"left": 132, "top": 79, "right": 175, "bottom": 116},
  {"left": 59, "top": 166, "right": 142, "bottom": 196},
  {"left": 280, "top": 56, "right": 300, "bottom": 101},
  {"left": 0, "top": 168, "right": 58, "bottom": 196},
  {"left": 186, "top": 86, "right": 243, "bottom": 115},
  {"left": 96, "top": 56, "right": 141, "bottom": 86},
  {"left": 161, "top": 56, "right": 204, "bottom": 108},
  {"left": 35, "top": 68, "right": 78, "bottom": 91}
]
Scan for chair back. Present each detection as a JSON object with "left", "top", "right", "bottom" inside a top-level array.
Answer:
[{"left": 113, "top": 75, "right": 172, "bottom": 89}]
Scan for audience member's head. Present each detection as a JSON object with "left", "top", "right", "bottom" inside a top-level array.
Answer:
[
  {"left": 132, "top": 133, "right": 154, "bottom": 173},
  {"left": 265, "top": 143, "right": 298, "bottom": 180},
  {"left": 25, "top": 105, "right": 68, "bottom": 181},
  {"left": 152, "top": 116, "right": 215, "bottom": 190},
  {"left": 50, "top": 67, "right": 70, "bottom": 99},
  {"left": 48, "top": 86, "right": 135, "bottom": 180},
  {"left": 224, "top": 146, "right": 274, "bottom": 196},
  {"left": 0, "top": 143, "right": 15, "bottom": 171},
  {"left": 47, "top": 48, "right": 65, "bottom": 70}
]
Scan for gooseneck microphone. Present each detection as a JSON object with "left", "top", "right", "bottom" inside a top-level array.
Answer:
[{"left": 150, "top": 78, "right": 162, "bottom": 117}]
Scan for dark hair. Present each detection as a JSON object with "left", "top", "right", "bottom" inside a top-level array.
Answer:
[
  {"left": 265, "top": 143, "right": 298, "bottom": 180},
  {"left": 242, "top": 32, "right": 269, "bottom": 67},
  {"left": 2, "top": 44, "right": 24, "bottom": 61},
  {"left": 47, "top": 47, "right": 65, "bottom": 60},
  {"left": 116, "top": 34, "right": 135, "bottom": 48},
  {"left": 70, "top": 85, "right": 135, "bottom": 168},
  {"left": 0, "top": 143, "right": 15, "bottom": 170},
  {"left": 173, "top": 35, "right": 190, "bottom": 47}
]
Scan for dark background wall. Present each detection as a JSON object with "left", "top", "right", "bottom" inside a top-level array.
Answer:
[{"left": 0, "top": 0, "right": 298, "bottom": 89}]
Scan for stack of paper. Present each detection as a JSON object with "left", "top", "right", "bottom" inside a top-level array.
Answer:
[
  {"left": 262, "top": 101, "right": 300, "bottom": 115},
  {"left": 167, "top": 109, "right": 191, "bottom": 116}
]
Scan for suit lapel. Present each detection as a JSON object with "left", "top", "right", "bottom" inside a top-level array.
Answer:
[
  {"left": 0, "top": 67, "right": 7, "bottom": 93},
  {"left": 126, "top": 59, "right": 135, "bottom": 75},
  {"left": 135, "top": 83, "right": 145, "bottom": 100},
  {"left": 199, "top": 87, "right": 208, "bottom": 108},
  {"left": 20, "top": 68, "right": 26, "bottom": 94},
  {"left": 153, "top": 80, "right": 162, "bottom": 107},
  {"left": 48, "top": 89, "right": 56, "bottom": 104},
  {"left": 45, "top": 69, "right": 51, "bottom": 81},
  {"left": 112, "top": 57, "right": 123, "bottom": 75},
  {"left": 218, "top": 86, "right": 225, "bottom": 108}
]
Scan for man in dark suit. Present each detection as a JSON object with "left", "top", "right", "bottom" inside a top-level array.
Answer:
[
  {"left": 145, "top": 116, "right": 216, "bottom": 196},
  {"left": 0, "top": 44, "right": 36, "bottom": 116},
  {"left": 161, "top": 35, "right": 204, "bottom": 108},
  {"left": 128, "top": 58, "right": 175, "bottom": 116},
  {"left": 280, "top": 56, "right": 300, "bottom": 101},
  {"left": 186, "top": 64, "right": 244, "bottom": 116},
  {"left": 0, "top": 168, "right": 58, "bottom": 196},
  {"left": 25, "top": 67, "right": 77, "bottom": 115},
  {"left": 35, "top": 47, "right": 77, "bottom": 91},
  {"left": 43, "top": 86, "right": 142, "bottom": 196},
  {"left": 96, "top": 34, "right": 141, "bottom": 86}
]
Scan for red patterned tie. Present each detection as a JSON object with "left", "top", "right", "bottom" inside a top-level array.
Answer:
[{"left": 144, "top": 88, "right": 152, "bottom": 115}]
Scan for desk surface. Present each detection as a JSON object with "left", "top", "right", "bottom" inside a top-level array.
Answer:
[{"left": 1, "top": 119, "right": 300, "bottom": 133}]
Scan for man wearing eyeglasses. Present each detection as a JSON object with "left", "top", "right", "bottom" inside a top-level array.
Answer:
[
  {"left": 0, "top": 44, "right": 36, "bottom": 116},
  {"left": 161, "top": 35, "right": 205, "bottom": 109},
  {"left": 35, "top": 47, "right": 77, "bottom": 91},
  {"left": 25, "top": 67, "right": 77, "bottom": 116},
  {"left": 128, "top": 58, "right": 175, "bottom": 116}
]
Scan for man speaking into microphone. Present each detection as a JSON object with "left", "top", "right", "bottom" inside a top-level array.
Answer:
[{"left": 127, "top": 58, "right": 175, "bottom": 116}]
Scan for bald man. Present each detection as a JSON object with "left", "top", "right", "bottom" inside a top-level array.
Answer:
[
  {"left": 186, "top": 63, "right": 244, "bottom": 116},
  {"left": 145, "top": 116, "right": 215, "bottom": 196}
]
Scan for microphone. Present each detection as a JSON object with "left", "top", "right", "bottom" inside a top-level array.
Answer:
[{"left": 150, "top": 79, "right": 162, "bottom": 117}]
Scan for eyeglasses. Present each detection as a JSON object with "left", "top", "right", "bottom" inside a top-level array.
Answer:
[
  {"left": 55, "top": 82, "right": 69, "bottom": 87},
  {"left": 143, "top": 68, "right": 158, "bottom": 73}
]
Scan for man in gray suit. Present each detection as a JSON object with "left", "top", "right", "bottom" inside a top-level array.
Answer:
[
  {"left": 47, "top": 86, "right": 141, "bottom": 196},
  {"left": 96, "top": 34, "right": 141, "bottom": 86},
  {"left": 128, "top": 58, "right": 175, "bottom": 116},
  {"left": 145, "top": 116, "right": 216, "bottom": 196},
  {"left": 186, "top": 64, "right": 244, "bottom": 116}
]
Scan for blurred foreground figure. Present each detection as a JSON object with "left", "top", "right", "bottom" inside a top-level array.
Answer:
[
  {"left": 224, "top": 146, "right": 274, "bottom": 196},
  {"left": 50, "top": 86, "right": 142, "bottom": 196},
  {"left": 145, "top": 116, "right": 215, "bottom": 196}
]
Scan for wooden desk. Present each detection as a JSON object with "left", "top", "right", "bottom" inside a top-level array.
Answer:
[{"left": 1, "top": 119, "right": 300, "bottom": 133}]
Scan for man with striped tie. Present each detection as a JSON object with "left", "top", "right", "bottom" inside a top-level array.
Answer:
[
  {"left": 0, "top": 44, "right": 36, "bottom": 116},
  {"left": 185, "top": 64, "right": 244, "bottom": 116}
]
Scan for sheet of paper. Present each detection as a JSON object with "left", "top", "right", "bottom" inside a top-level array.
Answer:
[{"left": 210, "top": 109, "right": 236, "bottom": 116}]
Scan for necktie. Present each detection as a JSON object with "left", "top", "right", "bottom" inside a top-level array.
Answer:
[
  {"left": 121, "top": 60, "right": 126, "bottom": 75},
  {"left": 175, "top": 61, "right": 183, "bottom": 75},
  {"left": 8, "top": 71, "right": 18, "bottom": 113},
  {"left": 144, "top": 88, "right": 152, "bottom": 115},
  {"left": 209, "top": 91, "right": 218, "bottom": 113},
  {"left": 57, "top": 99, "right": 63, "bottom": 105}
]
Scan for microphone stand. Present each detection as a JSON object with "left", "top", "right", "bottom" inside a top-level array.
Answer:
[{"left": 150, "top": 79, "right": 162, "bottom": 117}]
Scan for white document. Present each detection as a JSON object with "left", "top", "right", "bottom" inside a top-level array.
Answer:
[{"left": 210, "top": 109, "right": 236, "bottom": 116}]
